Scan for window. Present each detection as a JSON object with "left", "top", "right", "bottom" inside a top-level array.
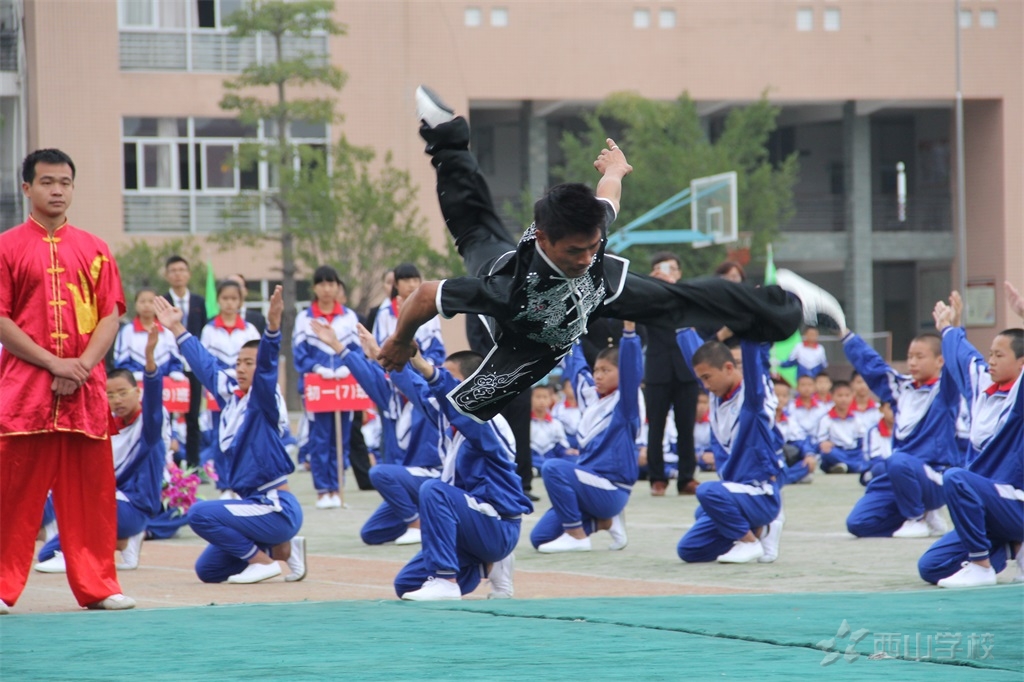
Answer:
[
  {"left": 464, "top": 7, "right": 481, "bottom": 27},
  {"left": 119, "top": 0, "right": 329, "bottom": 72},
  {"left": 823, "top": 8, "right": 841, "bottom": 31},
  {"left": 979, "top": 10, "right": 997, "bottom": 28},
  {"left": 122, "top": 116, "right": 329, "bottom": 232},
  {"left": 959, "top": 10, "right": 972, "bottom": 28},
  {"left": 659, "top": 9, "right": 676, "bottom": 29},
  {"left": 634, "top": 9, "right": 651, "bottom": 29},
  {"left": 491, "top": 8, "right": 508, "bottom": 27},
  {"left": 796, "top": 8, "right": 813, "bottom": 31}
]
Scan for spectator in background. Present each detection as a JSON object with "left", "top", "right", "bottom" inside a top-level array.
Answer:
[
  {"left": 642, "top": 252, "right": 701, "bottom": 497},
  {"left": 714, "top": 260, "right": 746, "bottom": 284},
  {"left": 163, "top": 255, "right": 207, "bottom": 468},
  {"left": 227, "top": 274, "right": 266, "bottom": 335}
]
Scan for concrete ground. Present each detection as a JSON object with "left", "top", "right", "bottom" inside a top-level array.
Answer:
[{"left": 13, "top": 465, "right": 1021, "bottom": 615}]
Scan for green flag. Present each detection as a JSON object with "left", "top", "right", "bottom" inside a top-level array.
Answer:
[
  {"left": 205, "top": 261, "right": 218, "bottom": 318},
  {"left": 765, "top": 244, "right": 801, "bottom": 385}
]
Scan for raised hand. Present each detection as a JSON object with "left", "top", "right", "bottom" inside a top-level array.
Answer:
[
  {"left": 153, "top": 296, "right": 185, "bottom": 334},
  {"left": 594, "top": 138, "right": 633, "bottom": 178},
  {"left": 145, "top": 325, "right": 159, "bottom": 372},
  {"left": 267, "top": 285, "right": 283, "bottom": 332},
  {"left": 932, "top": 300, "right": 954, "bottom": 331},
  {"left": 1006, "top": 281, "right": 1024, "bottom": 320},
  {"left": 357, "top": 323, "right": 381, "bottom": 360},
  {"left": 949, "top": 291, "right": 963, "bottom": 328},
  {"left": 310, "top": 319, "right": 341, "bottom": 351}
]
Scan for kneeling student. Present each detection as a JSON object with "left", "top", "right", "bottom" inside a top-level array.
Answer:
[
  {"left": 676, "top": 330, "right": 785, "bottom": 564},
  {"left": 394, "top": 350, "right": 532, "bottom": 601},
  {"left": 154, "top": 288, "right": 306, "bottom": 584},
  {"left": 529, "top": 322, "right": 641, "bottom": 553}
]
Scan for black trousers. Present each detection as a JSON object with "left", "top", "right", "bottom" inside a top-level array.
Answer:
[
  {"left": 183, "top": 371, "right": 202, "bottom": 468},
  {"left": 645, "top": 380, "right": 700, "bottom": 488}
]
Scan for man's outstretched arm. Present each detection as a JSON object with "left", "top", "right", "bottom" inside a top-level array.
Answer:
[{"left": 378, "top": 281, "right": 440, "bottom": 371}]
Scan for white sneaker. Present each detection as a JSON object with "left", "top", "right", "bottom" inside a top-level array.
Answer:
[
  {"left": 717, "top": 540, "right": 765, "bottom": 564},
  {"left": 758, "top": 511, "right": 785, "bottom": 563},
  {"left": 892, "top": 518, "right": 930, "bottom": 539},
  {"left": 775, "top": 269, "right": 847, "bottom": 331},
  {"left": 315, "top": 495, "right": 335, "bottom": 510},
  {"left": 537, "top": 533, "right": 592, "bottom": 554},
  {"left": 117, "top": 531, "right": 145, "bottom": 570},
  {"left": 607, "top": 513, "right": 628, "bottom": 551},
  {"left": 394, "top": 527, "right": 422, "bottom": 546},
  {"left": 401, "top": 576, "right": 462, "bottom": 601},
  {"left": 227, "top": 561, "right": 282, "bottom": 584},
  {"left": 925, "top": 510, "right": 948, "bottom": 536},
  {"left": 329, "top": 493, "right": 344, "bottom": 509},
  {"left": 416, "top": 85, "right": 455, "bottom": 128},
  {"left": 86, "top": 593, "right": 136, "bottom": 610},
  {"left": 34, "top": 551, "right": 67, "bottom": 574},
  {"left": 0, "top": 600, "right": 9, "bottom": 615},
  {"left": 219, "top": 490, "right": 240, "bottom": 501},
  {"left": 488, "top": 554, "right": 515, "bottom": 599},
  {"left": 937, "top": 561, "right": 997, "bottom": 588},
  {"left": 284, "top": 536, "right": 307, "bottom": 583},
  {"left": 1014, "top": 545, "right": 1024, "bottom": 583},
  {"left": 826, "top": 462, "right": 849, "bottom": 474}
]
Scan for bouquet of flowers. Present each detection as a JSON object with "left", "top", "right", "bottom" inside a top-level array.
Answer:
[{"left": 162, "top": 462, "right": 204, "bottom": 517}]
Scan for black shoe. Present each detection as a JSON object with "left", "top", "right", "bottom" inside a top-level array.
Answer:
[{"left": 525, "top": 492, "right": 540, "bottom": 502}]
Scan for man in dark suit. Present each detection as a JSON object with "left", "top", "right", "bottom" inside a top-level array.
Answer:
[
  {"left": 163, "top": 256, "right": 207, "bottom": 469},
  {"left": 227, "top": 273, "right": 266, "bottom": 335},
  {"left": 643, "top": 252, "right": 701, "bottom": 496}
]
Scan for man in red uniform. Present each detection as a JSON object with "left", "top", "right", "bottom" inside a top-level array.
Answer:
[{"left": 0, "top": 149, "right": 134, "bottom": 613}]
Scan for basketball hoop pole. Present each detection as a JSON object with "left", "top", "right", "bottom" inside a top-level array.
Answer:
[{"left": 954, "top": 0, "right": 968, "bottom": 296}]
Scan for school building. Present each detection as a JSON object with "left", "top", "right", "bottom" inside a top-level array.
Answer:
[{"left": 2, "top": 0, "right": 1020, "bottom": 355}]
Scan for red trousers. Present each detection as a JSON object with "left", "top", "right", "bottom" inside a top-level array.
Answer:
[{"left": 0, "top": 433, "right": 122, "bottom": 607}]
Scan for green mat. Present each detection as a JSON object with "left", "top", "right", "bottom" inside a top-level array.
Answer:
[{"left": 2, "top": 588, "right": 1021, "bottom": 680}]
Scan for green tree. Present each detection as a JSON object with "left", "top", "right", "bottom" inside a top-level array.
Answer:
[
  {"left": 293, "top": 136, "right": 463, "bottom": 317},
  {"left": 114, "top": 238, "right": 208, "bottom": 317},
  {"left": 216, "top": 0, "right": 346, "bottom": 404},
  {"left": 556, "top": 92, "right": 799, "bottom": 277}
]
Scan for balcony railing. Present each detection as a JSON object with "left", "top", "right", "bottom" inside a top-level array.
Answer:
[
  {"left": 124, "top": 194, "right": 280, "bottom": 233},
  {"left": 119, "top": 29, "right": 327, "bottom": 72},
  {"left": 782, "top": 193, "right": 952, "bottom": 232}
]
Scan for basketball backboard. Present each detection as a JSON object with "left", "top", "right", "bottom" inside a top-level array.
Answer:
[{"left": 690, "top": 171, "right": 738, "bottom": 248}]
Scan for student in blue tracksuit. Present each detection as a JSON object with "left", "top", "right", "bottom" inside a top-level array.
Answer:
[
  {"left": 307, "top": 320, "right": 443, "bottom": 546},
  {"left": 35, "top": 327, "right": 169, "bottom": 574},
  {"left": 529, "top": 323, "right": 641, "bottom": 553},
  {"left": 815, "top": 380, "right": 866, "bottom": 473},
  {"left": 780, "top": 326, "right": 828, "bottom": 379},
  {"left": 676, "top": 330, "right": 785, "bottom": 564},
  {"left": 918, "top": 288, "right": 1023, "bottom": 588},
  {"left": 842, "top": 327, "right": 960, "bottom": 538},
  {"left": 395, "top": 351, "right": 533, "bottom": 601},
  {"left": 154, "top": 287, "right": 306, "bottom": 585},
  {"left": 292, "top": 266, "right": 359, "bottom": 509}
]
